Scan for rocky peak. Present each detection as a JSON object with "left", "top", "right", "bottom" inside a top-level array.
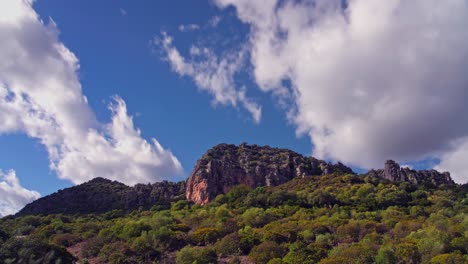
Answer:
[
  {"left": 186, "top": 143, "right": 354, "bottom": 205},
  {"left": 368, "top": 160, "right": 454, "bottom": 185}
]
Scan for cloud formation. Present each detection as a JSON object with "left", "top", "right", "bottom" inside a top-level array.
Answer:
[
  {"left": 435, "top": 138, "right": 468, "bottom": 184},
  {"left": 155, "top": 32, "right": 261, "bottom": 123},
  {"left": 0, "top": 170, "right": 40, "bottom": 217},
  {"left": 213, "top": 0, "right": 468, "bottom": 183},
  {"left": 0, "top": 0, "right": 183, "bottom": 192}
]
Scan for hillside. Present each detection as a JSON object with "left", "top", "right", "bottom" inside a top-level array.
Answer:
[
  {"left": 16, "top": 178, "right": 186, "bottom": 216},
  {"left": 1, "top": 174, "right": 466, "bottom": 263},
  {"left": 16, "top": 144, "right": 454, "bottom": 217},
  {"left": 1, "top": 143, "right": 465, "bottom": 264}
]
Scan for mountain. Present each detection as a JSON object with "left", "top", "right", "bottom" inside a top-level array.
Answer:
[
  {"left": 186, "top": 144, "right": 456, "bottom": 205},
  {"left": 16, "top": 178, "right": 185, "bottom": 216},
  {"left": 3, "top": 143, "right": 465, "bottom": 264},
  {"left": 3, "top": 164, "right": 466, "bottom": 264},
  {"left": 186, "top": 143, "right": 354, "bottom": 205},
  {"left": 16, "top": 144, "right": 455, "bottom": 216}
]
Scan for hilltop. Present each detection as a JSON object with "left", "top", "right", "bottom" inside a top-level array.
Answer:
[
  {"left": 15, "top": 144, "right": 454, "bottom": 217},
  {"left": 16, "top": 178, "right": 185, "bottom": 216}
]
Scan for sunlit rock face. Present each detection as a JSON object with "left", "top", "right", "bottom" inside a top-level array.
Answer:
[{"left": 186, "top": 143, "right": 354, "bottom": 205}]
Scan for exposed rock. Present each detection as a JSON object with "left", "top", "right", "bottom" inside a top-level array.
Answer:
[
  {"left": 16, "top": 178, "right": 186, "bottom": 216},
  {"left": 186, "top": 143, "right": 354, "bottom": 205},
  {"left": 367, "top": 160, "right": 454, "bottom": 185}
]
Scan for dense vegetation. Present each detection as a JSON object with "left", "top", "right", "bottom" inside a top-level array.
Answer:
[{"left": 1, "top": 173, "right": 467, "bottom": 263}]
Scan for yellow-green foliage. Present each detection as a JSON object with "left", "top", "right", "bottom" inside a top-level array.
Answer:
[{"left": 0, "top": 174, "right": 466, "bottom": 263}]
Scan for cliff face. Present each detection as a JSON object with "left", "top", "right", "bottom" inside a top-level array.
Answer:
[
  {"left": 367, "top": 160, "right": 454, "bottom": 185},
  {"left": 186, "top": 143, "right": 353, "bottom": 205},
  {"left": 16, "top": 178, "right": 186, "bottom": 216}
]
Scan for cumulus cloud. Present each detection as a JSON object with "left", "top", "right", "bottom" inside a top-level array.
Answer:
[
  {"left": 213, "top": 0, "right": 468, "bottom": 183},
  {"left": 155, "top": 32, "right": 262, "bottom": 123},
  {"left": 435, "top": 138, "right": 468, "bottom": 184},
  {"left": 0, "top": 0, "right": 183, "bottom": 186},
  {"left": 0, "top": 170, "right": 40, "bottom": 217}
]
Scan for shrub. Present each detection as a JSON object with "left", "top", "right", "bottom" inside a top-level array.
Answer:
[
  {"left": 283, "top": 242, "right": 316, "bottom": 264},
  {"left": 241, "top": 207, "right": 273, "bottom": 228},
  {"left": 214, "top": 233, "right": 241, "bottom": 256},
  {"left": 120, "top": 221, "right": 151, "bottom": 239},
  {"left": 450, "top": 236, "right": 468, "bottom": 254},
  {"left": 175, "top": 246, "right": 217, "bottom": 264},
  {"left": 249, "top": 241, "right": 286, "bottom": 264},
  {"left": 238, "top": 226, "right": 261, "bottom": 254},
  {"left": 0, "top": 236, "right": 77, "bottom": 263},
  {"left": 324, "top": 243, "right": 376, "bottom": 264},
  {"left": 51, "top": 233, "right": 81, "bottom": 247},
  {"left": 99, "top": 241, "right": 133, "bottom": 263},
  {"left": 226, "top": 185, "right": 251, "bottom": 205},
  {"left": 172, "top": 200, "right": 192, "bottom": 211},
  {"left": 394, "top": 241, "right": 421, "bottom": 264},
  {"left": 81, "top": 236, "right": 105, "bottom": 258},
  {"left": 430, "top": 253, "right": 467, "bottom": 264},
  {"left": 191, "top": 227, "right": 221, "bottom": 245},
  {"left": 375, "top": 246, "right": 397, "bottom": 264}
]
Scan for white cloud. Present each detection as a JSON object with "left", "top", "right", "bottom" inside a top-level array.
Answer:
[
  {"left": 435, "top": 138, "right": 468, "bottom": 184},
  {"left": 155, "top": 32, "right": 262, "bottom": 123},
  {"left": 213, "top": 0, "right": 468, "bottom": 183},
  {"left": 0, "top": 0, "right": 183, "bottom": 186},
  {"left": 178, "top": 24, "right": 200, "bottom": 32},
  {"left": 53, "top": 96, "right": 183, "bottom": 185},
  {"left": 0, "top": 170, "right": 40, "bottom": 217}
]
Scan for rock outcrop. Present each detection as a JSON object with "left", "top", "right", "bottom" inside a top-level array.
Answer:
[
  {"left": 367, "top": 160, "right": 454, "bottom": 185},
  {"left": 186, "top": 143, "right": 354, "bottom": 205},
  {"left": 17, "top": 178, "right": 186, "bottom": 216}
]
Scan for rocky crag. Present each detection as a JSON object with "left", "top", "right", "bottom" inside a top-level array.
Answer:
[
  {"left": 186, "top": 143, "right": 354, "bottom": 205},
  {"left": 367, "top": 160, "right": 454, "bottom": 186},
  {"left": 16, "top": 178, "right": 185, "bottom": 216},
  {"left": 16, "top": 144, "right": 456, "bottom": 215}
]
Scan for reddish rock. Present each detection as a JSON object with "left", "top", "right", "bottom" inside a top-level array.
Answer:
[{"left": 186, "top": 143, "right": 353, "bottom": 205}]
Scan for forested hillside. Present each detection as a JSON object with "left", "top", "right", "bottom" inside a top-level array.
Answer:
[{"left": 1, "top": 173, "right": 466, "bottom": 264}]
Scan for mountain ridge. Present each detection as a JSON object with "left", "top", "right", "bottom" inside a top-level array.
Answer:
[
  {"left": 14, "top": 143, "right": 455, "bottom": 216},
  {"left": 16, "top": 177, "right": 185, "bottom": 216}
]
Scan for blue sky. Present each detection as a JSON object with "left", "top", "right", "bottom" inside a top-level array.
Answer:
[
  {"left": 1, "top": 0, "right": 468, "bottom": 216},
  {"left": 0, "top": 0, "right": 311, "bottom": 198}
]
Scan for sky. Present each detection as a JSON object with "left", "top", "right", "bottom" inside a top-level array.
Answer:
[{"left": 1, "top": 0, "right": 468, "bottom": 216}]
